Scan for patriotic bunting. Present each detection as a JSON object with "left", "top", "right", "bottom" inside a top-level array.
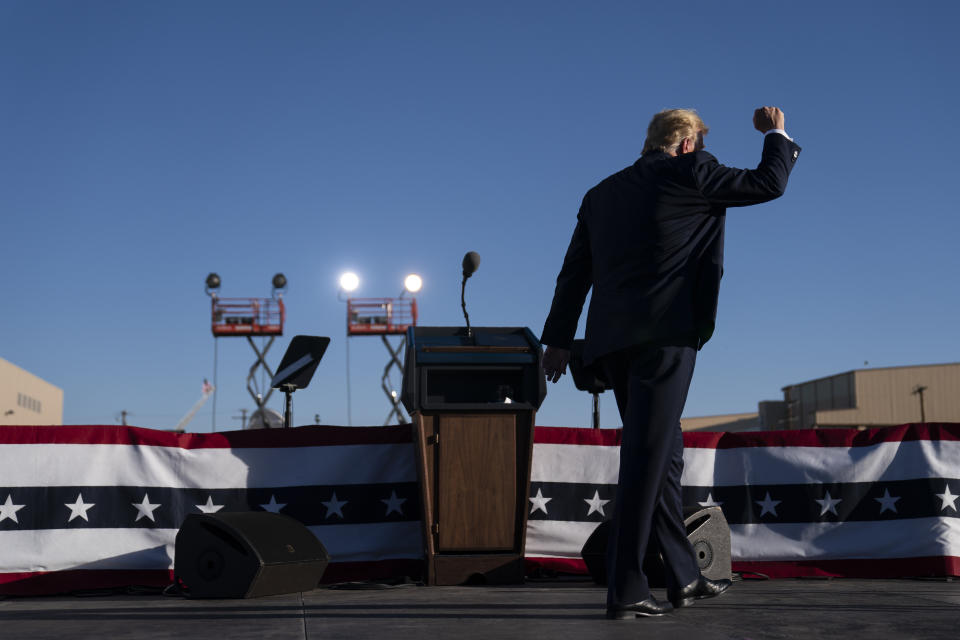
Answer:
[
  {"left": 0, "top": 425, "right": 423, "bottom": 594},
  {"left": 524, "top": 424, "right": 960, "bottom": 578},
  {"left": 1, "top": 422, "right": 958, "bottom": 595}
]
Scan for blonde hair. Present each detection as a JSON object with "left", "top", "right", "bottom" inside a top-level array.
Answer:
[{"left": 641, "top": 108, "right": 709, "bottom": 155}]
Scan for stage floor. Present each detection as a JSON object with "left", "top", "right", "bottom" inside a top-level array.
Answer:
[{"left": 1, "top": 577, "right": 957, "bottom": 639}]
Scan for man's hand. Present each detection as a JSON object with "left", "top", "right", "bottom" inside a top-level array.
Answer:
[
  {"left": 542, "top": 346, "right": 570, "bottom": 384},
  {"left": 753, "top": 106, "right": 785, "bottom": 133}
]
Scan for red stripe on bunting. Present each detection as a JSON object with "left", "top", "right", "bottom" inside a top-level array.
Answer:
[
  {"left": 4, "top": 422, "right": 958, "bottom": 449},
  {"left": 532, "top": 426, "right": 622, "bottom": 446},
  {"left": 321, "top": 559, "right": 423, "bottom": 584},
  {"left": 0, "top": 560, "right": 424, "bottom": 596},
  {"left": 531, "top": 423, "right": 960, "bottom": 449},
  {"left": 8, "top": 554, "right": 953, "bottom": 595},
  {"left": 0, "top": 569, "right": 173, "bottom": 596},
  {"left": 0, "top": 424, "right": 414, "bottom": 448},
  {"left": 732, "top": 557, "right": 960, "bottom": 579},
  {"left": 525, "top": 556, "right": 960, "bottom": 580},
  {"left": 526, "top": 557, "right": 593, "bottom": 576},
  {"left": 685, "top": 423, "right": 960, "bottom": 449}
]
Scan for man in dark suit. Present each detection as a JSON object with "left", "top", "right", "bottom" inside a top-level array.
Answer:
[{"left": 540, "top": 107, "right": 800, "bottom": 619}]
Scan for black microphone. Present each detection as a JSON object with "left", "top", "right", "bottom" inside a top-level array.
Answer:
[
  {"left": 462, "top": 251, "right": 481, "bottom": 278},
  {"left": 460, "top": 251, "right": 480, "bottom": 338}
]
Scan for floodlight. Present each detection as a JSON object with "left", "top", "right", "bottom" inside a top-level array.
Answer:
[
  {"left": 205, "top": 273, "right": 221, "bottom": 294},
  {"left": 403, "top": 274, "right": 422, "bottom": 293},
  {"left": 339, "top": 272, "right": 360, "bottom": 292},
  {"left": 272, "top": 273, "right": 287, "bottom": 290}
]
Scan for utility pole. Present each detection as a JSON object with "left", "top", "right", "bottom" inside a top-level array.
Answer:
[
  {"left": 912, "top": 385, "right": 928, "bottom": 422},
  {"left": 232, "top": 408, "right": 248, "bottom": 430}
]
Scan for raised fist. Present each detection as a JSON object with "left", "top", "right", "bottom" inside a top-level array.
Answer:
[{"left": 753, "top": 106, "right": 785, "bottom": 133}]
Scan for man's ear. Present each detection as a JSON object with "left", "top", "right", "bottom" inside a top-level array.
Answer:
[{"left": 679, "top": 137, "right": 695, "bottom": 155}]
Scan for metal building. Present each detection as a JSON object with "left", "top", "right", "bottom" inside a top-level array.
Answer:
[
  {"left": 771, "top": 362, "right": 960, "bottom": 430},
  {"left": 680, "top": 412, "right": 760, "bottom": 432},
  {"left": 0, "top": 357, "right": 63, "bottom": 426},
  {"left": 683, "top": 362, "right": 960, "bottom": 432}
]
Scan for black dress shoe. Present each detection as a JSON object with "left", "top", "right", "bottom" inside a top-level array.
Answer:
[
  {"left": 606, "top": 596, "right": 673, "bottom": 619},
  {"left": 667, "top": 575, "right": 732, "bottom": 608}
]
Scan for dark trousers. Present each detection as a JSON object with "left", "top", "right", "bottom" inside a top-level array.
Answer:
[{"left": 600, "top": 344, "right": 700, "bottom": 605}]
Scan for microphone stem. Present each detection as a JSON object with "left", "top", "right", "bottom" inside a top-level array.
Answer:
[{"left": 461, "top": 276, "right": 472, "bottom": 338}]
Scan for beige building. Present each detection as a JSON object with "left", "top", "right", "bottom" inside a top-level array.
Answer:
[
  {"left": 683, "top": 362, "right": 960, "bottom": 432},
  {"left": 681, "top": 412, "right": 760, "bottom": 432},
  {"left": 0, "top": 357, "right": 63, "bottom": 426},
  {"left": 776, "top": 362, "right": 960, "bottom": 430}
]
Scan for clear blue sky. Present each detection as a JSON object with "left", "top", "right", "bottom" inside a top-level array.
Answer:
[{"left": 2, "top": 1, "right": 958, "bottom": 431}]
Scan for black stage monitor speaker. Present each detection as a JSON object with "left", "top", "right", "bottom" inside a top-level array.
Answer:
[
  {"left": 175, "top": 512, "right": 330, "bottom": 598},
  {"left": 580, "top": 506, "right": 732, "bottom": 586}
]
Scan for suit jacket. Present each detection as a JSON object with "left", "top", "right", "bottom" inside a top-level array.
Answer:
[{"left": 541, "top": 132, "right": 801, "bottom": 365}]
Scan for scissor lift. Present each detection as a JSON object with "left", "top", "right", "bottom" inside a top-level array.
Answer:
[
  {"left": 346, "top": 297, "right": 418, "bottom": 425},
  {"left": 211, "top": 297, "right": 285, "bottom": 337},
  {"left": 208, "top": 275, "right": 287, "bottom": 426}
]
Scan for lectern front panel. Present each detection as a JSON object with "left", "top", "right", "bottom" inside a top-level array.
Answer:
[{"left": 436, "top": 414, "right": 516, "bottom": 551}]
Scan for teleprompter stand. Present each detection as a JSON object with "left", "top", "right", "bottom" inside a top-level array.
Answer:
[
  {"left": 270, "top": 336, "right": 330, "bottom": 428},
  {"left": 401, "top": 327, "right": 545, "bottom": 585}
]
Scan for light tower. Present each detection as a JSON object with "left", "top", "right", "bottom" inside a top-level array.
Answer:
[
  {"left": 205, "top": 272, "right": 287, "bottom": 430},
  {"left": 341, "top": 272, "right": 421, "bottom": 425}
]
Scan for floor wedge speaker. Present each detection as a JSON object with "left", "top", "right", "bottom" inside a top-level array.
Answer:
[
  {"left": 683, "top": 505, "right": 732, "bottom": 582},
  {"left": 580, "top": 506, "right": 731, "bottom": 586},
  {"left": 175, "top": 512, "right": 330, "bottom": 598}
]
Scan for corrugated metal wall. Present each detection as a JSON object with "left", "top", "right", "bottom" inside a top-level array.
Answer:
[{"left": 786, "top": 363, "right": 960, "bottom": 428}]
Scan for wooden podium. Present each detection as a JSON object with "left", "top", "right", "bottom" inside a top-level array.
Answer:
[{"left": 401, "top": 327, "right": 545, "bottom": 585}]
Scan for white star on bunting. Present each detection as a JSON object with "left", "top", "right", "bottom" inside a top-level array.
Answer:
[
  {"left": 381, "top": 490, "right": 407, "bottom": 516},
  {"left": 0, "top": 494, "right": 25, "bottom": 524},
  {"left": 65, "top": 493, "right": 95, "bottom": 522},
  {"left": 132, "top": 493, "right": 161, "bottom": 522},
  {"left": 196, "top": 496, "right": 224, "bottom": 513},
  {"left": 260, "top": 495, "right": 286, "bottom": 513},
  {"left": 584, "top": 490, "right": 610, "bottom": 517},
  {"left": 755, "top": 492, "right": 781, "bottom": 517},
  {"left": 936, "top": 484, "right": 958, "bottom": 512},
  {"left": 815, "top": 490, "right": 842, "bottom": 516},
  {"left": 698, "top": 493, "right": 722, "bottom": 507},
  {"left": 322, "top": 491, "right": 347, "bottom": 519},
  {"left": 529, "top": 488, "right": 552, "bottom": 515},
  {"left": 874, "top": 488, "right": 900, "bottom": 514}
]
